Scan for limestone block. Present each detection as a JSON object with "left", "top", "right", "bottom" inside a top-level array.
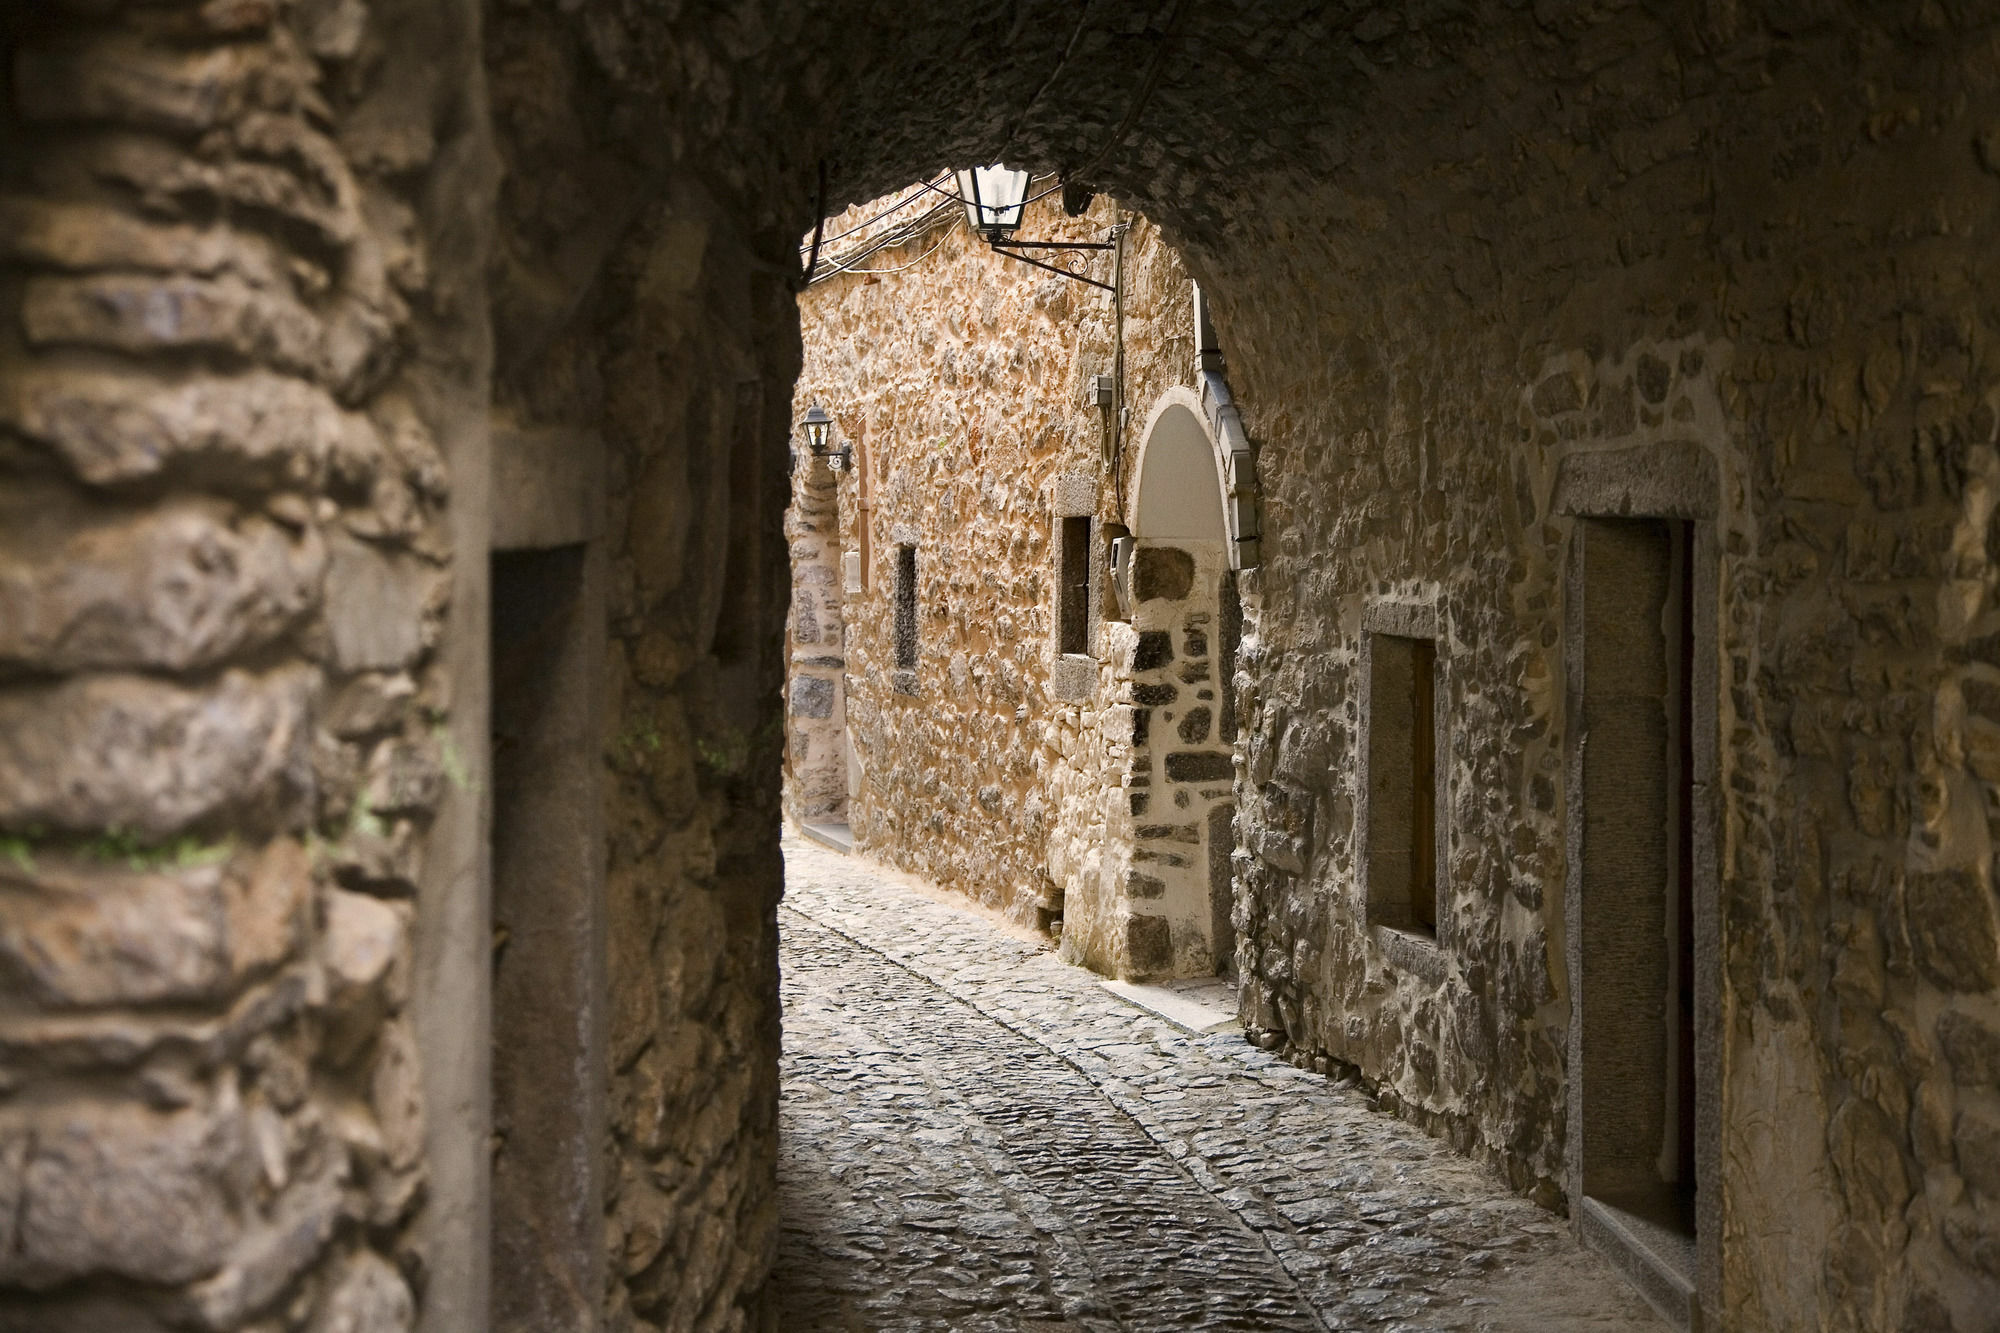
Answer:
[
  {"left": 0, "top": 495, "right": 324, "bottom": 674},
  {"left": 1955, "top": 1102, "right": 2000, "bottom": 1200},
  {"left": 0, "top": 1093, "right": 251, "bottom": 1288},
  {"left": 0, "top": 367, "right": 378, "bottom": 490},
  {"left": 185, "top": 1168, "right": 345, "bottom": 1330},
  {"left": 0, "top": 667, "right": 317, "bottom": 839},
  {"left": 22, "top": 274, "right": 325, "bottom": 383},
  {"left": 1939, "top": 1010, "right": 2000, "bottom": 1086},
  {"left": 0, "top": 197, "right": 282, "bottom": 282},
  {"left": 370, "top": 1017, "right": 424, "bottom": 1170},
  {"left": 13, "top": 34, "right": 263, "bottom": 132},
  {"left": 308, "top": 1249, "right": 414, "bottom": 1333},
  {"left": 0, "top": 839, "right": 307, "bottom": 1009},
  {"left": 322, "top": 886, "right": 405, "bottom": 1065},
  {"left": 323, "top": 535, "right": 438, "bottom": 672},
  {"left": 1052, "top": 472, "right": 1097, "bottom": 518},
  {"left": 324, "top": 673, "right": 415, "bottom": 739},
  {"left": 790, "top": 675, "right": 835, "bottom": 720},
  {"left": 1905, "top": 870, "right": 2000, "bottom": 993},
  {"left": 1551, "top": 439, "right": 1718, "bottom": 519}
]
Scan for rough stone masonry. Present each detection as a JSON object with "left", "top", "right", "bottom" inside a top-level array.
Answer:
[{"left": 1, "top": 1, "right": 1999, "bottom": 1331}]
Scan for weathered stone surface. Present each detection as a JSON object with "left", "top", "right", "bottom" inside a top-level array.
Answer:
[
  {"left": 1133, "top": 546, "right": 1194, "bottom": 603},
  {"left": 1955, "top": 1103, "right": 2000, "bottom": 1201},
  {"left": 0, "top": 367, "right": 378, "bottom": 490},
  {"left": 789, "top": 674, "right": 834, "bottom": 720},
  {"left": 308, "top": 1249, "right": 415, "bottom": 1333},
  {"left": 13, "top": 34, "right": 271, "bottom": 133},
  {"left": 1126, "top": 914, "right": 1173, "bottom": 973},
  {"left": 185, "top": 1169, "right": 345, "bottom": 1330},
  {"left": 0, "top": 197, "right": 282, "bottom": 282},
  {"left": 0, "top": 840, "right": 305, "bottom": 1009},
  {"left": 1906, "top": 871, "right": 2000, "bottom": 993},
  {"left": 0, "top": 493, "right": 324, "bottom": 674},
  {"left": 370, "top": 1017, "right": 424, "bottom": 1171},
  {"left": 1939, "top": 1011, "right": 2000, "bottom": 1087},
  {"left": 322, "top": 535, "right": 439, "bottom": 672},
  {"left": 1551, "top": 440, "right": 1718, "bottom": 520},
  {"left": 0, "top": 668, "right": 316, "bottom": 839},
  {"left": 22, "top": 274, "right": 324, "bottom": 377},
  {"left": 0, "top": 1094, "right": 249, "bottom": 1288},
  {"left": 1133, "top": 630, "right": 1174, "bottom": 670},
  {"left": 1165, "top": 751, "right": 1233, "bottom": 783}
]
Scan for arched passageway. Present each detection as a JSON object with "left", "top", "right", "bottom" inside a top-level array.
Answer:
[{"left": 1, "top": 3, "right": 1997, "bottom": 1331}]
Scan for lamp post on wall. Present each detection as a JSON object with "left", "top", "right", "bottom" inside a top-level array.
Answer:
[
  {"left": 799, "top": 403, "right": 852, "bottom": 472},
  {"left": 954, "top": 163, "right": 1116, "bottom": 293}
]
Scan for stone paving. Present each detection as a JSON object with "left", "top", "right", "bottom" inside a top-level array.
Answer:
[{"left": 773, "top": 833, "right": 1665, "bottom": 1332}]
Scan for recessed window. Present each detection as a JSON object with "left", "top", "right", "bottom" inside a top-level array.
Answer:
[
  {"left": 893, "top": 544, "right": 918, "bottom": 671},
  {"left": 1058, "top": 515, "right": 1092, "bottom": 656},
  {"left": 1364, "top": 629, "right": 1441, "bottom": 939}
]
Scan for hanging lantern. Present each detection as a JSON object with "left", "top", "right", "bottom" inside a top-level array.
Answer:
[{"left": 955, "top": 164, "right": 1032, "bottom": 240}]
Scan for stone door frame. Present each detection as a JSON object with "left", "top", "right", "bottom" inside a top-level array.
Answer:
[{"left": 1556, "top": 441, "right": 1722, "bottom": 1333}]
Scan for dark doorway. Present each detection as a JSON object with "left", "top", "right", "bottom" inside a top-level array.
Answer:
[
  {"left": 1572, "top": 517, "right": 1700, "bottom": 1285},
  {"left": 489, "top": 543, "right": 605, "bottom": 1333}
]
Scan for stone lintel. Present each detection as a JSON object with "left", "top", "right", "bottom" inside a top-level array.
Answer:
[
  {"left": 1552, "top": 440, "right": 1717, "bottom": 520},
  {"left": 491, "top": 421, "right": 605, "bottom": 551}
]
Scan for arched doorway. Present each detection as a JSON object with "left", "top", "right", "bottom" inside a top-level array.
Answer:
[{"left": 1102, "top": 390, "right": 1241, "bottom": 980}]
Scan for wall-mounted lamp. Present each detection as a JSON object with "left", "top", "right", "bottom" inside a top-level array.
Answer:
[
  {"left": 800, "top": 403, "right": 852, "bottom": 471},
  {"left": 954, "top": 163, "right": 1116, "bottom": 293}
]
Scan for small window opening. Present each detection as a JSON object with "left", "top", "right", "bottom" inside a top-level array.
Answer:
[
  {"left": 893, "top": 544, "right": 918, "bottom": 671},
  {"left": 1366, "top": 632, "right": 1440, "bottom": 937},
  {"left": 1058, "top": 515, "right": 1092, "bottom": 655}
]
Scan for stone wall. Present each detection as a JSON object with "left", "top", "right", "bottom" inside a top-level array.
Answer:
[
  {"left": 482, "top": 9, "right": 800, "bottom": 1328},
  {"left": 0, "top": 0, "right": 491, "bottom": 1327},
  {"left": 788, "top": 189, "right": 1210, "bottom": 964},
  {"left": 1198, "top": 15, "right": 2000, "bottom": 1327}
]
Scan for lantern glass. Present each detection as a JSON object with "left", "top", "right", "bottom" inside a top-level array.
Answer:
[
  {"left": 802, "top": 404, "right": 834, "bottom": 456},
  {"left": 955, "top": 164, "right": 1031, "bottom": 238}
]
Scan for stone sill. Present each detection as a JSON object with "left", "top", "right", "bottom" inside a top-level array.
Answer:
[
  {"left": 1369, "top": 923, "right": 1447, "bottom": 986},
  {"left": 1578, "top": 1195, "right": 1699, "bottom": 1332},
  {"left": 1051, "top": 653, "right": 1095, "bottom": 701},
  {"left": 890, "top": 669, "right": 919, "bottom": 697}
]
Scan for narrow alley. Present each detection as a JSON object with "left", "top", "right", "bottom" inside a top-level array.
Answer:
[{"left": 775, "top": 834, "right": 1662, "bottom": 1332}]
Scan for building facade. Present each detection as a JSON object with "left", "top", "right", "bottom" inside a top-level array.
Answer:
[{"left": 787, "top": 185, "right": 1254, "bottom": 981}]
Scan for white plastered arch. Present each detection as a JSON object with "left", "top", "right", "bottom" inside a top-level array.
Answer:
[{"left": 1128, "top": 383, "right": 1260, "bottom": 566}]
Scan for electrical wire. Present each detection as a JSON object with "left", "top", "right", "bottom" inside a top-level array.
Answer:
[
  {"left": 814, "top": 219, "right": 960, "bottom": 279},
  {"left": 807, "top": 198, "right": 962, "bottom": 282},
  {"left": 799, "top": 172, "right": 954, "bottom": 254}
]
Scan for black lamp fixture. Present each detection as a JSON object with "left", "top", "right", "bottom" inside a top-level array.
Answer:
[
  {"left": 800, "top": 403, "right": 851, "bottom": 471},
  {"left": 954, "top": 164, "right": 1116, "bottom": 292}
]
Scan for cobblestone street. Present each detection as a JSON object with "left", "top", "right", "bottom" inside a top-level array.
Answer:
[{"left": 774, "top": 834, "right": 1663, "bottom": 1332}]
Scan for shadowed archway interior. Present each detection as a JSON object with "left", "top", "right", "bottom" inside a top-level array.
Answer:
[{"left": 0, "top": 2, "right": 1995, "bottom": 1331}]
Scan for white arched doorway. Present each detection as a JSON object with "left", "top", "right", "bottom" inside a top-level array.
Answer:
[{"left": 1110, "top": 390, "right": 1240, "bottom": 979}]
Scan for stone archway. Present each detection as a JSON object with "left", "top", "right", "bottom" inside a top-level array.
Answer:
[
  {"left": 3, "top": 4, "right": 1997, "bottom": 1332},
  {"left": 1072, "top": 388, "right": 1244, "bottom": 981}
]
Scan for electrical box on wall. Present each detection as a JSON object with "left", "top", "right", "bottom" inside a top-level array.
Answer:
[
  {"left": 1087, "top": 374, "right": 1115, "bottom": 409},
  {"left": 1109, "top": 535, "right": 1135, "bottom": 618},
  {"left": 842, "top": 550, "right": 863, "bottom": 593}
]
